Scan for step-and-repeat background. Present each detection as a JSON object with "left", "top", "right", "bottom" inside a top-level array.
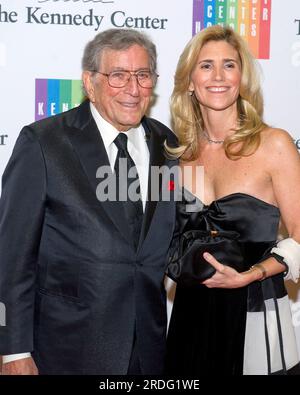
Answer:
[{"left": 1, "top": 0, "right": 300, "bottom": 354}]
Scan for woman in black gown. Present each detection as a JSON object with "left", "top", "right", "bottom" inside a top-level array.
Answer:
[{"left": 166, "top": 25, "right": 300, "bottom": 375}]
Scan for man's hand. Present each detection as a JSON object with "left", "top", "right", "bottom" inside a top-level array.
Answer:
[{"left": 1, "top": 357, "right": 38, "bottom": 375}]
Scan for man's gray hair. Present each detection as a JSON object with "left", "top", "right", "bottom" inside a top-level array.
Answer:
[{"left": 82, "top": 28, "right": 157, "bottom": 73}]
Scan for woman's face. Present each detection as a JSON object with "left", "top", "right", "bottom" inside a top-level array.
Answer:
[{"left": 189, "top": 40, "right": 242, "bottom": 113}]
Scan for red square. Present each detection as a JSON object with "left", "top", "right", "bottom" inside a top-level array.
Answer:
[{"left": 168, "top": 180, "right": 175, "bottom": 191}]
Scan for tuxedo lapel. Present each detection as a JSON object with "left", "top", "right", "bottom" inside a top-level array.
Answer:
[
  {"left": 67, "top": 101, "right": 110, "bottom": 193},
  {"left": 139, "top": 118, "right": 166, "bottom": 245},
  {"left": 66, "top": 101, "right": 134, "bottom": 247}
]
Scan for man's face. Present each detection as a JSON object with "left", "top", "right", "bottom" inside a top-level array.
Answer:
[{"left": 83, "top": 45, "right": 153, "bottom": 131}]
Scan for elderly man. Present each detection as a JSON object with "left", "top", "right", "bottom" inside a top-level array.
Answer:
[{"left": 0, "top": 29, "right": 176, "bottom": 375}]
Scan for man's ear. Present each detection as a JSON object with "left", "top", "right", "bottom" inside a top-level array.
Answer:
[{"left": 82, "top": 71, "right": 96, "bottom": 102}]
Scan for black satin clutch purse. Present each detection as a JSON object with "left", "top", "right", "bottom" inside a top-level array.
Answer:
[{"left": 166, "top": 229, "right": 244, "bottom": 287}]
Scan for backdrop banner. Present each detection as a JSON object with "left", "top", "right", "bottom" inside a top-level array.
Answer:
[{"left": 1, "top": 0, "right": 300, "bottom": 357}]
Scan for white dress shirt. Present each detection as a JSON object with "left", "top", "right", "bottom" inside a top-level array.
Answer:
[
  {"left": 2, "top": 102, "right": 150, "bottom": 364},
  {"left": 90, "top": 102, "right": 149, "bottom": 211}
]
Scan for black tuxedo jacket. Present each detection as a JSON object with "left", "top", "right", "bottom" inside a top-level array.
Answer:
[{"left": 0, "top": 100, "right": 177, "bottom": 374}]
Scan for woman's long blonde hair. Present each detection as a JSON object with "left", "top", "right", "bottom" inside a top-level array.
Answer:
[{"left": 167, "top": 25, "right": 267, "bottom": 160}]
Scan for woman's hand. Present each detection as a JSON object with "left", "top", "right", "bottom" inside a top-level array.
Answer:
[{"left": 201, "top": 252, "right": 255, "bottom": 288}]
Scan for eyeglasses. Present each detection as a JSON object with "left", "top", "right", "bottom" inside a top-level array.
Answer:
[{"left": 92, "top": 69, "right": 158, "bottom": 88}]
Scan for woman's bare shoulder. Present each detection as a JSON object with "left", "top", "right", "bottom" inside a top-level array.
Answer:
[{"left": 260, "top": 127, "right": 295, "bottom": 153}]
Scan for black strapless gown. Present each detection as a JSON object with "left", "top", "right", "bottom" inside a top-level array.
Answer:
[{"left": 166, "top": 192, "right": 281, "bottom": 375}]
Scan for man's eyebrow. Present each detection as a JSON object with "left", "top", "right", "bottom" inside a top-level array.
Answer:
[{"left": 109, "top": 67, "right": 151, "bottom": 71}]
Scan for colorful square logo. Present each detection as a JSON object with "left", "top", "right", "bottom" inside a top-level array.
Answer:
[
  {"left": 35, "top": 78, "right": 84, "bottom": 121},
  {"left": 192, "top": 0, "right": 272, "bottom": 59}
]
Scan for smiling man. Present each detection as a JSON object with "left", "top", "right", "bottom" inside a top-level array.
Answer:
[{"left": 0, "top": 29, "right": 177, "bottom": 375}]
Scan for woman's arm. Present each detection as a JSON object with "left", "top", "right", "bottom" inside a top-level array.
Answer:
[{"left": 202, "top": 129, "right": 300, "bottom": 289}]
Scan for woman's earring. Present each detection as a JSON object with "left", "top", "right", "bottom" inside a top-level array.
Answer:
[{"left": 188, "top": 91, "right": 194, "bottom": 96}]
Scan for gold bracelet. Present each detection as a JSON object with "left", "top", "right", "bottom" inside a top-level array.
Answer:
[{"left": 250, "top": 263, "right": 267, "bottom": 281}]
